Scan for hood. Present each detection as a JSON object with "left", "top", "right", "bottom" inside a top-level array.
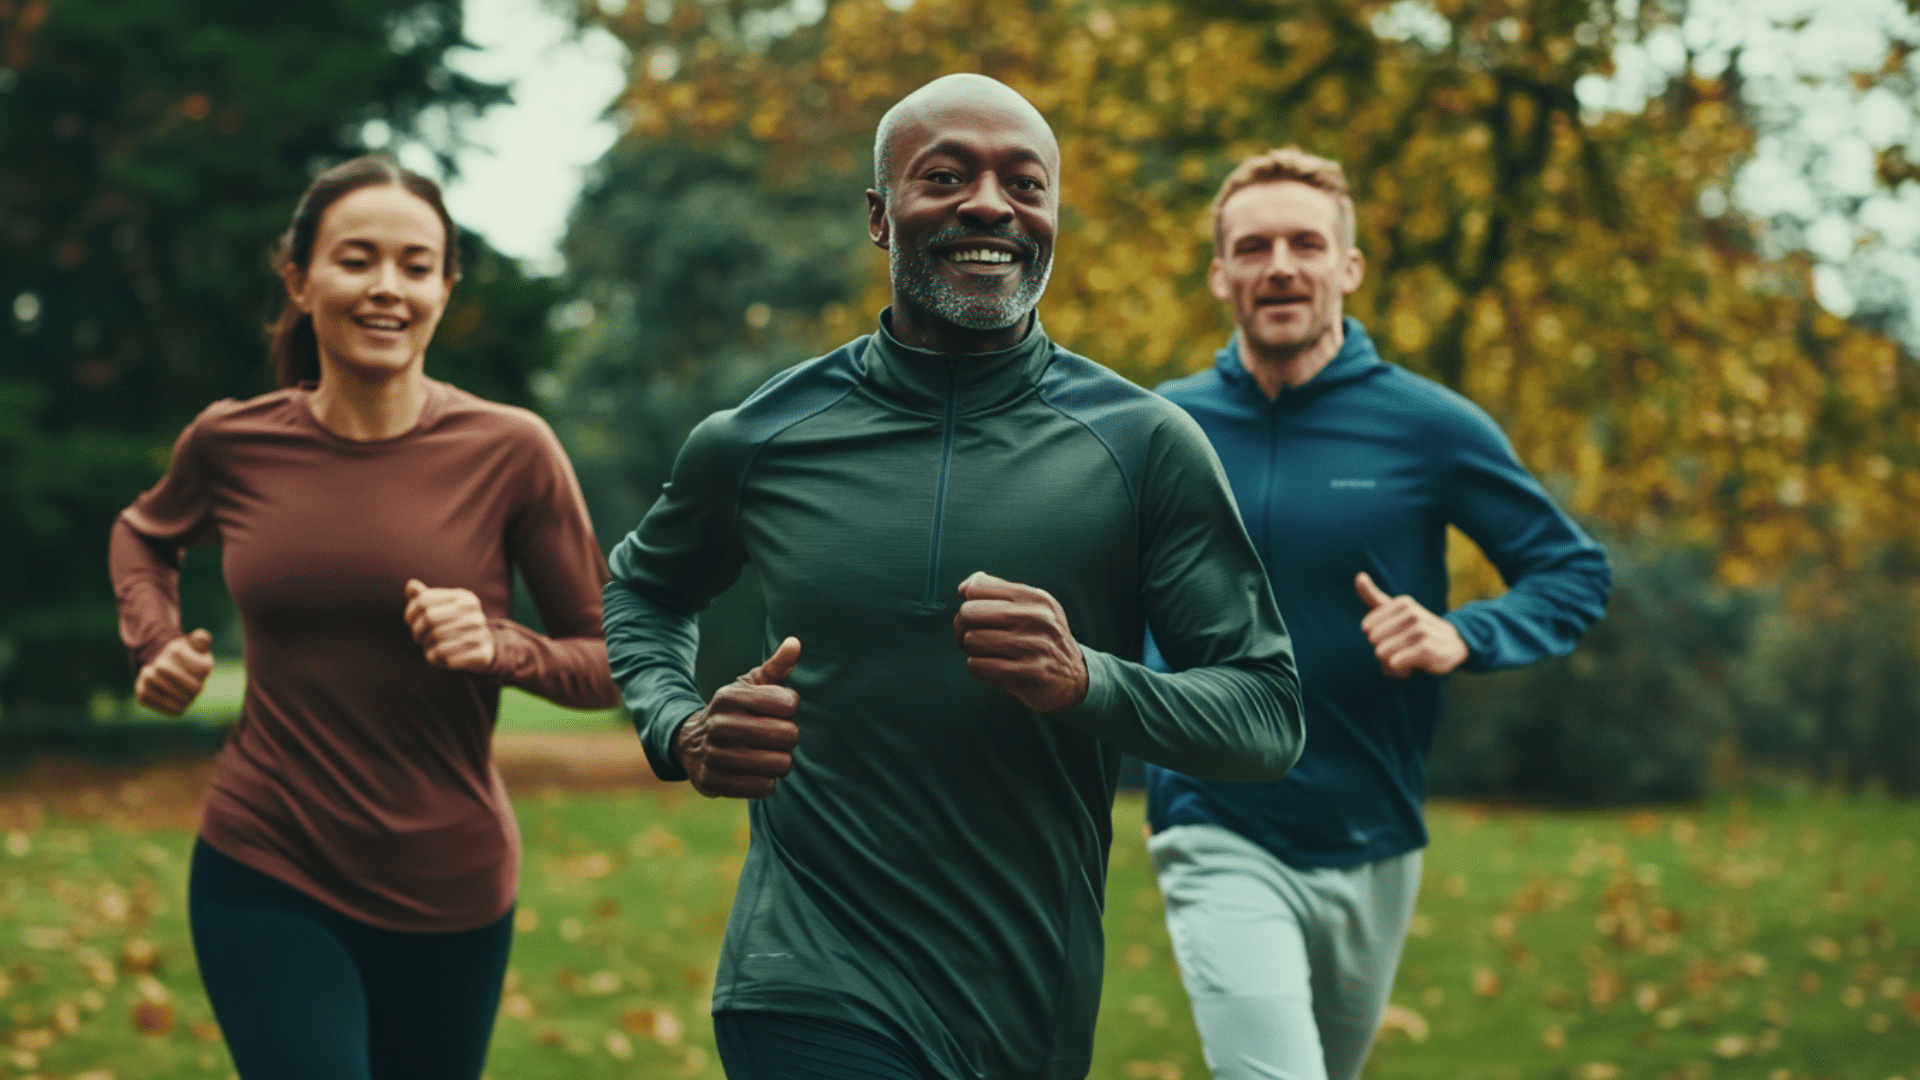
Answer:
[{"left": 1214, "top": 317, "right": 1387, "bottom": 403}]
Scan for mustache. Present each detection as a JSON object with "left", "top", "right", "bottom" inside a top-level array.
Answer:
[{"left": 918, "top": 224, "right": 1041, "bottom": 261}]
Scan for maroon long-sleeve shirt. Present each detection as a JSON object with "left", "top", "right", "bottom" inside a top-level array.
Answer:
[{"left": 111, "top": 380, "right": 618, "bottom": 931}]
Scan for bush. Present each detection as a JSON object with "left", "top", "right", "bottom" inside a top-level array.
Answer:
[{"left": 1431, "top": 541, "right": 1920, "bottom": 804}]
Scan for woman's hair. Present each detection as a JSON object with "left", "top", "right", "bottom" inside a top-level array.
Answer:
[{"left": 266, "top": 155, "right": 461, "bottom": 388}]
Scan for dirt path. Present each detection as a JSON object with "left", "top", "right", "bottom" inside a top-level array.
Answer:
[{"left": 0, "top": 732, "right": 661, "bottom": 831}]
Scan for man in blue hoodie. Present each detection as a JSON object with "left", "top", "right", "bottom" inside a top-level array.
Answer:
[{"left": 1145, "top": 149, "right": 1611, "bottom": 1080}]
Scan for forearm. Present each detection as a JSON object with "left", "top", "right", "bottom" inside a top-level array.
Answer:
[
  {"left": 486, "top": 623, "right": 620, "bottom": 709},
  {"left": 602, "top": 579, "right": 707, "bottom": 782},
  {"left": 1050, "top": 647, "right": 1303, "bottom": 781},
  {"left": 1448, "top": 549, "right": 1612, "bottom": 671},
  {"left": 108, "top": 516, "right": 185, "bottom": 669}
]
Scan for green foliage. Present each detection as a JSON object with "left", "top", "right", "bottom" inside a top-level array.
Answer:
[
  {"left": 1436, "top": 543, "right": 1762, "bottom": 804},
  {"left": 1735, "top": 575, "right": 1920, "bottom": 797},
  {"left": 553, "top": 135, "right": 872, "bottom": 689},
  {"left": 1435, "top": 548, "right": 1920, "bottom": 804},
  {"left": 0, "top": 0, "right": 552, "bottom": 727}
]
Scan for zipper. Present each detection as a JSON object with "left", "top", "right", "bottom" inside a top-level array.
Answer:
[
  {"left": 923, "top": 363, "right": 959, "bottom": 605},
  {"left": 1263, "top": 393, "right": 1281, "bottom": 555}
]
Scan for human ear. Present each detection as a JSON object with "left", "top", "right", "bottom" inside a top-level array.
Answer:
[
  {"left": 866, "top": 189, "right": 890, "bottom": 250},
  {"left": 282, "top": 261, "right": 311, "bottom": 314},
  {"left": 1207, "top": 256, "right": 1232, "bottom": 304},
  {"left": 1340, "top": 246, "right": 1366, "bottom": 295}
]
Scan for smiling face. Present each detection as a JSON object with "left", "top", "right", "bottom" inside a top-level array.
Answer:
[
  {"left": 1210, "top": 179, "right": 1365, "bottom": 364},
  {"left": 284, "top": 183, "right": 452, "bottom": 382},
  {"left": 868, "top": 78, "right": 1059, "bottom": 349}
]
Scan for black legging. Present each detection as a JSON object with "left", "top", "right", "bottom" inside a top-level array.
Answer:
[{"left": 188, "top": 838, "right": 512, "bottom": 1080}]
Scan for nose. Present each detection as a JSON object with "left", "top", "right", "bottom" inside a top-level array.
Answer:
[
  {"left": 956, "top": 174, "right": 1016, "bottom": 229},
  {"left": 369, "top": 259, "right": 402, "bottom": 299},
  {"left": 1262, "top": 246, "right": 1298, "bottom": 283}
]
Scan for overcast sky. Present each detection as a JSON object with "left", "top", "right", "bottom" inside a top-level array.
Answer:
[{"left": 435, "top": 0, "right": 627, "bottom": 276}]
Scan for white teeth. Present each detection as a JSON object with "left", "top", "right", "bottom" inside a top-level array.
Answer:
[
  {"left": 359, "top": 317, "right": 406, "bottom": 329},
  {"left": 947, "top": 249, "right": 1014, "bottom": 264}
]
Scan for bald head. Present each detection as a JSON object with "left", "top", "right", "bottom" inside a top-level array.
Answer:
[{"left": 873, "top": 74, "right": 1059, "bottom": 196}]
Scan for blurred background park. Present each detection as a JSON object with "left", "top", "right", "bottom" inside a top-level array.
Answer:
[{"left": 2, "top": 0, "right": 1918, "bottom": 1076}]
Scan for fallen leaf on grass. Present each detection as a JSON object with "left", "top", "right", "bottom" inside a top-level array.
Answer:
[
  {"left": 190, "top": 1020, "right": 220, "bottom": 1042},
  {"left": 1472, "top": 968, "right": 1502, "bottom": 997},
  {"left": 1374, "top": 1004, "right": 1428, "bottom": 1043},
  {"left": 53, "top": 1000, "right": 79, "bottom": 1034},
  {"left": 1576, "top": 1063, "right": 1620, "bottom": 1080},
  {"left": 622, "top": 1007, "right": 683, "bottom": 1043},
  {"left": 1711, "top": 1033, "right": 1752, "bottom": 1058},
  {"left": 121, "top": 938, "right": 159, "bottom": 973},
  {"left": 604, "top": 1030, "right": 634, "bottom": 1060},
  {"left": 77, "top": 948, "right": 117, "bottom": 986},
  {"left": 22, "top": 926, "right": 70, "bottom": 949},
  {"left": 502, "top": 994, "right": 535, "bottom": 1020},
  {"left": 1540, "top": 1024, "right": 1564, "bottom": 1051},
  {"left": 132, "top": 1000, "right": 173, "bottom": 1035},
  {"left": 12, "top": 1028, "right": 55, "bottom": 1050}
]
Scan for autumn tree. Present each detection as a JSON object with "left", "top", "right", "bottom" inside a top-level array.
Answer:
[{"left": 580, "top": 0, "right": 1918, "bottom": 591}]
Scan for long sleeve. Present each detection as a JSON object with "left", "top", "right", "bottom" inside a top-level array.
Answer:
[
  {"left": 1439, "top": 404, "right": 1612, "bottom": 671},
  {"left": 1051, "top": 409, "right": 1304, "bottom": 781},
  {"left": 602, "top": 414, "right": 750, "bottom": 781},
  {"left": 110, "top": 411, "right": 222, "bottom": 669},
  {"left": 488, "top": 418, "right": 620, "bottom": 709}
]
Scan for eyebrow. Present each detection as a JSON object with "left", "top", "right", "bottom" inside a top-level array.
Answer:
[
  {"left": 337, "top": 238, "right": 440, "bottom": 258},
  {"left": 912, "top": 138, "right": 1053, "bottom": 178}
]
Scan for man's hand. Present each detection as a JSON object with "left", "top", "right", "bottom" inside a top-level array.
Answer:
[
  {"left": 953, "top": 571, "right": 1088, "bottom": 713},
  {"left": 673, "top": 637, "right": 802, "bottom": 799},
  {"left": 135, "top": 629, "right": 214, "bottom": 715},
  {"left": 404, "top": 579, "right": 496, "bottom": 672},
  {"left": 1356, "top": 572, "right": 1468, "bottom": 679}
]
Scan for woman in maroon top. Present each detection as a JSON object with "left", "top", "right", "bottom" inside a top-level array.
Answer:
[{"left": 110, "top": 156, "right": 618, "bottom": 1079}]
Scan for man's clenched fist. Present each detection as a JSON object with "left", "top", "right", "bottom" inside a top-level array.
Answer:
[
  {"left": 1356, "top": 571, "right": 1468, "bottom": 679},
  {"left": 673, "top": 637, "right": 803, "bottom": 799},
  {"left": 953, "top": 572, "right": 1088, "bottom": 713}
]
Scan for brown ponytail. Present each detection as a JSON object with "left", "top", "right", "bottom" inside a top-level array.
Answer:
[{"left": 266, "top": 155, "right": 462, "bottom": 388}]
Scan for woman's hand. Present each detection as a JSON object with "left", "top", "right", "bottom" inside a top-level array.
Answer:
[
  {"left": 135, "top": 629, "right": 215, "bottom": 715},
  {"left": 403, "top": 579, "right": 496, "bottom": 672}
]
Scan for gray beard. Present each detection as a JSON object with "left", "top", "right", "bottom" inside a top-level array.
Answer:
[{"left": 890, "top": 223, "right": 1053, "bottom": 332}]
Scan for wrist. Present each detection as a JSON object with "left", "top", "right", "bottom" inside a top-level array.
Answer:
[{"left": 669, "top": 707, "right": 704, "bottom": 772}]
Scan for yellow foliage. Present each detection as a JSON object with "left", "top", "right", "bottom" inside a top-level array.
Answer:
[{"left": 590, "top": 0, "right": 1919, "bottom": 585}]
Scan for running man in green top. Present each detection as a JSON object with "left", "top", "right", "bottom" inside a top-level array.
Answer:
[{"left": 602, "top": 74, "right": 1304, "bottom": 1080}]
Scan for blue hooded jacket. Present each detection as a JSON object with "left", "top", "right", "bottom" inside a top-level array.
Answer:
[{"left": 1146, "top": 319, "right": 1611, "bottom": 868}]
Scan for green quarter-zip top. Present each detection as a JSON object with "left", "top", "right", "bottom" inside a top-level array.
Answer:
[{"left": 603, "top": 314, "right": 1302, "bottom": 1080}]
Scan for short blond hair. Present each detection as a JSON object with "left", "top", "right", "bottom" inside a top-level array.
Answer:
[{"left": 1209, "top": 148, "right": 1356, "bottom": 254}]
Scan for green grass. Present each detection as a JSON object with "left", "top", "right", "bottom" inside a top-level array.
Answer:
[
  {"left": 108, "top": 660, "right": 625, "bottom": 732},
  {"left": 1, "top": 791, "right": 1915, "bottom": 1079}
]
